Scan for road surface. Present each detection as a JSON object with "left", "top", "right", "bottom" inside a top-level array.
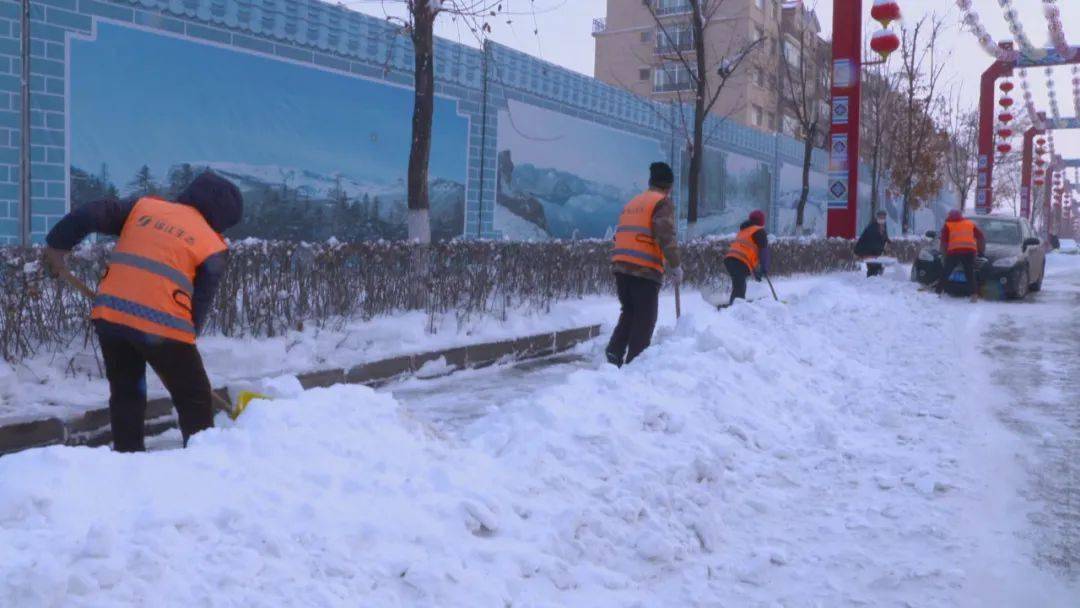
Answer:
[{"left": 980, "top": 253, "right": 1080, "bottom": 584}]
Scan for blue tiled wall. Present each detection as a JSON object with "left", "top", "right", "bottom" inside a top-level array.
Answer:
[{"left": 0, "top": 0, "right": 839, "bottom": 244}]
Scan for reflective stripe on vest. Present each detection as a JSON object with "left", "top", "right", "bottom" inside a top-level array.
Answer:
[
  {"left": 92, "top": 197, "right": 227, "bottom": 343},
  {"left": 946, "top": 219, "right": 978, "bottom": 253},
  {"left": 611, "top": 190, "right": 666, "bottom": 272},
  {"left": 726, "top": 225, "right": 762, "bottom": 270}
]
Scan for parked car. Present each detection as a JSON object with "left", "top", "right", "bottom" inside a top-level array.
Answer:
[{"left": 910, "top": 215, "right": 1046, "bottom": 299}]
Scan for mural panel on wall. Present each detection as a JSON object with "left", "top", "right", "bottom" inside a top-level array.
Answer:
[
  {"left": 776, "top": 163, "right": 827, "bottom": 236},
  {"left": 70, "top": 22, "right": 469, "bottom": 241},
  {"left": 494, "top": 100, "right": 666, "bottom": 240},
  {"left": 683, "top": 148, "right": 772, "bottom": 237}
]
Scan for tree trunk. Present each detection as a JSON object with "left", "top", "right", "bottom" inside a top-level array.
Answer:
[
  {"left": 902, "top": 186, "right": 913, "bottom": 234},
  {"left": 958, "top": 189, "right": 967, "bottom": 212},
  {"left": 869, "top": 143, "right": 881, "bottom": 216},
  {"left": 407, "top": 4, "right": 435, "bottom": 244},
  {"left": 686, "top": 0, "right": 708, "bottom": 234},
  {"left": 795, "top": 124, "right": 814, "bottom": 234}
]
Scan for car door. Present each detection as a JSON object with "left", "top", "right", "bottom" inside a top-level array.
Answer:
[{"left": 1022, "top": 219, "right": 1045, "bottom": 281}]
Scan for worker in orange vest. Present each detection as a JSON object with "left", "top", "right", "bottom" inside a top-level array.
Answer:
[
  {"left": 43, "top": 172, "right": 243, "bottom": 451},
  {"left": 936, "top": 209, "right": 985, "bottom": 302},
  {"left": 606, "top": 162, "right": 682, "bottom": 367},
  {"left": 724, "top": 209, "right": 770, "bottom": 305}
]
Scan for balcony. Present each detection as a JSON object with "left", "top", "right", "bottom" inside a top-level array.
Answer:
[
  {"left": 592, "top": 18, "right": 606, "bottom": 35},
  {"left": 652, "top": 1, "right": 693, "bottom": 17},
  {"left": 656, "top": 36, "right": 695, "bottom": 54}
]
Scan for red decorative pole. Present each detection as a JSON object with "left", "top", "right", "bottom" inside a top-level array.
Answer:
[
  {"left": 826, "top": 0, "right": 863, "bottom": 239},
  {"left": 975, "top": 43, "right": 1017, "bottom": 215},
  {"left": 1020, "top": 113, "right": 1045, "bottom": 219}
]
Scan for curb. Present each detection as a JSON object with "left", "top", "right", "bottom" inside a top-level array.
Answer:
[{"left": 1, "top": 324, "right": 601, "bottom": 455}]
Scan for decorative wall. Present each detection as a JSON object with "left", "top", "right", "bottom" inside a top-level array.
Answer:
[{"left": 0, "top": 0, "right": 958, "bottom": 245}]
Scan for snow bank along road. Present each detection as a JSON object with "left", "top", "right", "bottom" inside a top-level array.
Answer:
[{"left": 1, "top": 258, "right": 1079, "bottom": 607}]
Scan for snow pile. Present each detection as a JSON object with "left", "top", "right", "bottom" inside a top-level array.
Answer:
[{"left": 0, "top": 269, "right": 1075, "bottom": 606}]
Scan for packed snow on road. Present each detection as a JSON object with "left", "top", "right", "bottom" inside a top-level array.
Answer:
[{"left": 1, "top": 257, "right": 1078, "bottom": 607}]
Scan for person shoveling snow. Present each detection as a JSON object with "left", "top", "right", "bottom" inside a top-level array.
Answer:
[
  {"left": 42, "top": 171, "right": 244, "bottom": 452},
  {"left": 606, "top": 162, "right": 682, "bottom": 368},
  {"left": 723, "top": 210, "right": 771, "bottom": 307}
]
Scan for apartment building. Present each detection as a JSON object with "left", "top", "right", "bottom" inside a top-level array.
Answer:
[{"left": 593, "top": 0, "right": 829, "bottom": 142}]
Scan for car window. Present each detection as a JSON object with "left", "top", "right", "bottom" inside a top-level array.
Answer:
[
  {"left": 1019, "top": 220, "right": 1031, "bottom": 240},
  {"left": 970, "top": 218, "right": 1021, "bottom": 245}
]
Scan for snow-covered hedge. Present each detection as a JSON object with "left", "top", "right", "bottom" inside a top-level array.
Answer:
[{"left": 0, "top": 238, "right": 923, "bottom": 362}]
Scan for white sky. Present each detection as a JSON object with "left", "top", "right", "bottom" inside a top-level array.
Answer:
[{"left": 347, "top": 0, "right": 1080, "bottom": 160}]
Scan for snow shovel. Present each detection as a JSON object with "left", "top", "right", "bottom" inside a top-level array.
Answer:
[
  {"left": 212, "top": 390, "right": 271, "bottom": 420},
  {"left": 764, "top": 274, "right": 780, "bottom": 302}
]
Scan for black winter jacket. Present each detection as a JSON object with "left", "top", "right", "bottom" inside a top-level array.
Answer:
[{"left": 854, "top": 221, "right": 890, "bottom": 257}]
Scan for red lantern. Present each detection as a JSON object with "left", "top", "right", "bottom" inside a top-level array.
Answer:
[
  {"left": 870, "top": 28, "right": 900, "bottom": 58},
  {"left": 997, "top": 143, "right": 1012, "bottom": 154},
  {"left": 997, "top": 128, "right": 1013, "bottom": 138},
  {"left": 999, "top": 112, "right": 1014, "bottom": 123},
  {"left": 871, "top": 0, "right": 902, "bottom": 27},
  {"left": 1037, "top": 147, "right": 1047, "bottom": 155},
  {"left": 998, "top": 97, "right": 1014, "bottom": 108},
  {"left": 1037, "top": 137, "right": 1047, "bottom": 145},
  {"left": 999, "top": 81, "right": 1014, "bottom": 93},
  {"left": 1036, "top": 169, "right": 1045, "bottom": 177},
  {"left": 1037, "top": 158, "right": 1046, "bottom": 166},
  {"left": 1035, "top": 179, "right": 1045, "bottom": 186}
]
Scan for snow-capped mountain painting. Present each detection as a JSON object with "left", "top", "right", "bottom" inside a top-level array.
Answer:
[
  {"left": 495, "top": 100, "right": 667, "bottom": 240},
  {"left": 69, "top": 22, "right": 469, "bottom": 241}
]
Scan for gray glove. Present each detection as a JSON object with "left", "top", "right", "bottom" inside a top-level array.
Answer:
[{"left": 669, "top": 266, "right": 684, "bottom": 285}]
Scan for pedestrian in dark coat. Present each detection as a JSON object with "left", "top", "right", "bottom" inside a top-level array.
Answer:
[{"left": 854, "top": 209, "right": 890, "bottom": 277}]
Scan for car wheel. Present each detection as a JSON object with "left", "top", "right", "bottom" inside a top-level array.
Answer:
[
  {"left": 1029, "top": 261, "right": 1044, "bottom": 292},
  {"left": 1013, "top": 267, "right": 1029, "bottom": 300}
]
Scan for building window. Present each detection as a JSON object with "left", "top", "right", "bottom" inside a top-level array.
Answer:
[
  {"left": 766, "top": 112, "right": 775, "bottom": 130},
  {"left": 640, "top": 30, "right": 653, "bottom": 44},
  {"left": 639, "top": 67, "right": 651, "bottom": 81},
  {"left": 652, "top": 0, "right": 692, "bottom": 17},
  {"left": 753, "top": 105, "right": 764, "bottom": 127},
  {"left": 784, "top": 40, "right": 801, "bottom": 68},
  {"left": 654, "top": 62, "right": 697, "bottom": 92},
  {"left": 755, "top": 0, "right": 765, "bottom": 10},
  {"left": 656, "top": 22, "right": 694, "bottom": 53}
]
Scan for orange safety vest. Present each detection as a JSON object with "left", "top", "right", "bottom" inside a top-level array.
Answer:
[
  {"left": 611, "top": 190, "right": 667, "bottom": 272},
  {"left": 726, "top": 225, "right": 763, "bottom": 270},
  {"left": 946, "top": 219, "right": 978, "bottom": 254},
  {"left": 92, "top": 197, "right": 228, "bottom": 344}
]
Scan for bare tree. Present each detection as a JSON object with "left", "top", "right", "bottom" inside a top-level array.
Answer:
[
  {"left": 939, "top": 90, "right": 979, "bottom": 212},
  {"left": 641, "top": 0, "right": 763, "bottom": 235},
  {"left": 777, "top": 5, "right": 829, "bottom": 234},
  {"left": 383, "top": 1, "right": 546, "bottom": 243},
  {"left": 861, "top": 66, "right": 902, "bottom": 217},
  {"left": 892, "top": 14, "right": 949, "bottom": 233}
]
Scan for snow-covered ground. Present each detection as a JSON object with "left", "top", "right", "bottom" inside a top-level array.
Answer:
[{"left": 1, "top": 259, "right": 1078, "bottom": 606}]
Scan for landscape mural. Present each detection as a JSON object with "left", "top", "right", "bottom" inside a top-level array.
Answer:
[
  {"left": 70, "top": 22, "right": 469, "bottom": 242},
  {"left": 776, "top": 163, "right": 827, "bottom": 236},
  {"left": 495, "top": 100, "right": 666, "bottom": 240},
  {"left": 683, "top": 148, "right": 772, "bottom": 237}
]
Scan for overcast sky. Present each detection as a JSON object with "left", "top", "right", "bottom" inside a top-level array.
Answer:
[{"left": 348, "top": 0, "right": 1080, "bottom": 163}]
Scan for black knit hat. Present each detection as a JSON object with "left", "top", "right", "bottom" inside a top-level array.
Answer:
[
  {"left": 177, "top": 170, "right": 244, "bottom": 233},
  {"left": 649, "top": 162, "right": 675, "bottom": 189}
]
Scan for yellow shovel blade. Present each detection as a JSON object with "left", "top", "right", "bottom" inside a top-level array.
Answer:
[{"left": 231, "top": 390, "right": 271, "bottom": 420}]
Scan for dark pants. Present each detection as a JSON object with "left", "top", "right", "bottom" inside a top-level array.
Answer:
[
  {"left": 606, "top": 273, "right": 660, "bottom": 367},
  {"left": 724, "top": 257, "right": 750, "bottom": 305},
  {"left": 97, "top": 329, "right": 214, "bottom": 452},
  {"left": 937, "top": 252, "right": 977, "bottom": 296},
  {"left": 866, "top": 262, "right": 884, "bottom": 277}
]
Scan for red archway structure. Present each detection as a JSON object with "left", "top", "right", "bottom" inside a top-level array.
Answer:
[{"left": 977, "top": 42, "right": 1080, "bottom": 214}]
